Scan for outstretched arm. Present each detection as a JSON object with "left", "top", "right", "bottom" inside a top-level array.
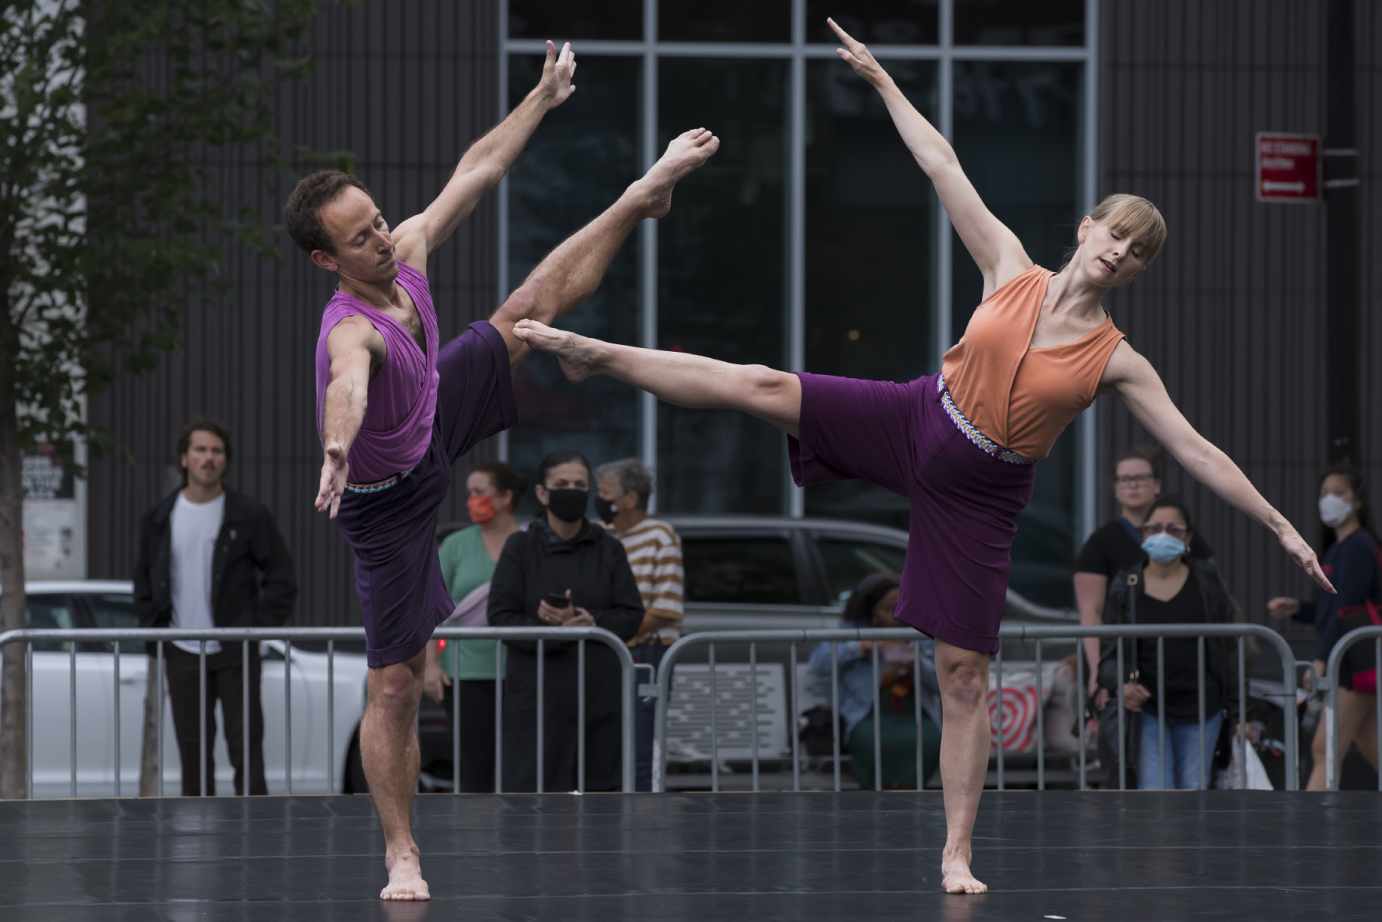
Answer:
[
  {"left": 391, "top": 41, "right": 577, "bottom": 270},
  {"left": 315, "top": 316, "right": 385, "bottom": 518},
  {"left": 1103, "top": 341, "right": 1334, "bottom": 591},
  {"left": 828, "top": 19, "right": 1030, "bottom": 298}
]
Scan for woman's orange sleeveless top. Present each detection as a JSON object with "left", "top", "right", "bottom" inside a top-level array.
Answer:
[{"left": 940, "top": 265, "right": 1125, "bottom": 461}]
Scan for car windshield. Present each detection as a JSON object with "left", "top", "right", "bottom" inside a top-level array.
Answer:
[
  {"left": 87, "top": 593, "right": 142, "bottom": 653},
  {"left": 683, "top": 536, "right": 801, "bottom": 605},
  {"left": 26, "top": 595, "right": 73, "bottom": 651},
  {"left": 815, "top": 537, "right": 907, "bottom": 606}
]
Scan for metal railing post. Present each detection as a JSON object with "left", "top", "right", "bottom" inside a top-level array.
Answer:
[
  {"left": 26, "top": 643, "right": 33, "bottom": 800},
  {"left": 70, "top": 641, "right": 77, "bottom": 798},
  {"left": 451, "top": 640, "right": 459, "bottom": 794},
  {"left": 494, "top": 641, "right": 504, "bottom": 794},
  {"left": 830, "top": 642, "right": 840, "bottom": 792},
  {"left": 113, "top": 643, "right": 121, "bottom": 798},
  {"left": 326, "top": 640, "right": 334, "bottom": 796},
  {"left": 285, "top": 640, "right": 292, "bottom": 796},
  {"left": 1197, "top": 637, "right": 1206, "bottom": 790},
  {"left": 244, "top": 641, "right": 251, "bottom": 797},
  {"left": 790, "top": 642, "right": 801, "bottom": 792},
  {"left": 1035, "top": 639, "right": 1043, "bottom": 791},
  {"left": 1237, "top": 636, "right": 1246, "bottom": 792},
  {"left": 199, "top": 640, "right": 207, "bottom": 797},
  {"left": 750, "top": 643, "right": 760, "bottom": 792},
  {"left": 709, "top": 643, "right": 718, "bottom": 794},
  {"left": 1116, "top": 639, "right": 1126, "bottom": 791},
  {"left": 994, "top": 643, "right": 1003, "bottom": 791},
  {"left": 620, "top": 639, "right": 634, "bottom": 793},
  {"left": 914, "top": 642, "right": 924, "bottom": 790},
  {"left": 1157, "top": 637, "right": 1166, "bottom": 791},
  {"left": 536, "top": 639, "right": 544, "bottom": 794},
  {"left": 871, "top": 640, "right": 882, "bottom": 792},
  {"left": 576, "top": 639, "right": 585, "bottom": 793},
  {"left": 1076, "top": 637, "right": 1085, "bottom": 791},
  {"left": 157, "top": 642, "right": 164, "bottom": 798}
]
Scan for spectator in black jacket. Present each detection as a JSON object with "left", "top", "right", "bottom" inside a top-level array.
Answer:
[
  {"left": 1097, "top": 496, "right": 1239, "bottom": 790},
  {"left": 489, "top": 449, "right": 643, "bottom": 792},
  {"left": 133, "top": 417, "right": 296, "bottom": 796}
]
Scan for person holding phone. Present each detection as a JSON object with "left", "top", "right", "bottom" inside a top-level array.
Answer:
[{"left": 488, "top": 449, "right": 644, "bottom": 792}]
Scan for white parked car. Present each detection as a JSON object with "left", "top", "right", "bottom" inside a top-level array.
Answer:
[{"left": 3, "top": 580, "right": 369, "bottom": 798}]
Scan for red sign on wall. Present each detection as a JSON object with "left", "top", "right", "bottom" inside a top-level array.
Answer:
[{"left": 1256, "top": 132, "right": 1321, "bottom": 202}]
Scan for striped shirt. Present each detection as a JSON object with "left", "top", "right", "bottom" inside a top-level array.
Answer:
[{"left": 615, "top": 517, "right": 685, "bottom": 645}]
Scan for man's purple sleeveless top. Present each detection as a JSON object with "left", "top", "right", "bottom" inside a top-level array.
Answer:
[{"left": 314, "top": 261, "right": 439, "bottom": 484}]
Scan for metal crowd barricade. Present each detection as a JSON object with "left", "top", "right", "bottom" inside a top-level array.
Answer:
[
  {"left": 0, "top": 625, "right": 637, "bottom": 799},
  {"left": 1323, "top": 625, "right": 1382, "bottom": 791},
  {"left": 649, "top": 623, "right": 1302, "bottom": 793}
]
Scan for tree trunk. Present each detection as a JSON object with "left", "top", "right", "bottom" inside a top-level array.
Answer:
[
  {"left": 139, "top": 653, "right": 163, "bottom": 796},
  {"left": 0, "top": 370, "right": 29, "bottom": 800}
]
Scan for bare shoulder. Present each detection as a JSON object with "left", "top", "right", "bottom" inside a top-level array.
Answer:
[
  {"left": 326, "top": 314, "right": 385, "bottom": 363},
  {"left": 1098, "top": 339, "right": 1153, "bottom": 391},
  {"left": 390, "top": 216, "right": 429, "bottom": 275}
]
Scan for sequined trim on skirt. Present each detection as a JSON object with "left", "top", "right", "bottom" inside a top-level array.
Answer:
[
  {"left": 936, "top": 375, "right": 1036, "bottom": 465},
  {"left": 345, "top": 465, "right": 416, "bottom": 494}
]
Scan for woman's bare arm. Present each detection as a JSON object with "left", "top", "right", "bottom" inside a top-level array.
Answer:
[
  {"left": 1102, "top": 341, "right": 1334, "bottom": 591},
  {"left": 828, "top": 18, "right": 1031, "bottom": 297}
]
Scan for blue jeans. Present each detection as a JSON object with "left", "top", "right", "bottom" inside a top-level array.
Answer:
[
  {"left": 630, "top": 642, "right": 669, "bottom": 792},
  {"left": 1137, "top": 711, "right": 1222, "bottom": 790}
]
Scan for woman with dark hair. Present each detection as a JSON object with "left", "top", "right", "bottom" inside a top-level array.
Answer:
[
  {"left": 1268, "top": 464, "right": 1380, "bottom": 790},
  {"left": 809, "top": 573, "right": 942, "bottom": 790},
  {"left": 510, "top": 20, "right": 1331, "bottom": 891},
  {"left": 1097, "top": 497, "right": 1241, "bottom": 790},
  {"left": 488, "top": 450, "right": 643, "bottom": 792},
  {"left": 422, "top": 461, "right": 527, "bottom": 792}
]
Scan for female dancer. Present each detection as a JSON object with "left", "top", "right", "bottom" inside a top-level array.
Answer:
[{"left": 513, "top": 19, "right": 1332, "bottom": 893}]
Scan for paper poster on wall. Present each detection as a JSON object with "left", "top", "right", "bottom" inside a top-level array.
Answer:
[{"left": 23, "top": 443, "right": 86, "bottom": 580}]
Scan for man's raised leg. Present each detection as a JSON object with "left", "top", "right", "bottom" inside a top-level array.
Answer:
[
  {"left": 488, "top": 128, "right": 722, "bottom": 361},
  {"left": 361, "top": 649, "right": 429, "bottom": 900},
  {"left": 934, "top": 639, "right": 991, "bottom": 894}
]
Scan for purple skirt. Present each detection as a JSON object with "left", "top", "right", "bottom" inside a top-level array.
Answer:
[
  {"left": 335, "top": 322, "right": 517, "bottom": 668},
  {"left": 789, "top": 372, "right": 1036, "bottom": 654}
]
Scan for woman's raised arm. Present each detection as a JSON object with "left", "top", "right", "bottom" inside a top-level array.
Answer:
[
  {"left": 1102, "top": 341, "right": 1334, "bottom": 592},
  {"left": 828, "top": 18, "right": 1031, "bottom": 296}
]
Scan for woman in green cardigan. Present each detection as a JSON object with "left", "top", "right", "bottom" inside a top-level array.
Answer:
[{"left": 424, "top": 461, "right": 526, "bottom": 792}]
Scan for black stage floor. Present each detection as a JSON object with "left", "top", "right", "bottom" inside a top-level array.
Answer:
[{"left": 2, "top": 791, "right": 1377, "bottom": 921}]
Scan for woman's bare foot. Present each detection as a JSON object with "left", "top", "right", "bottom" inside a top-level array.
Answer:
[
  {"left": 381, "top": 847, "right": 430, "bottom": 901},
  {"left": 630, "top": 127, "right": 720, "bottom": 218},
  {"left": 941, "top": 850, "right": 988, "bottom": 894},
  {"left": 512, "top": 320, "right": 604, "bottom": 383}
]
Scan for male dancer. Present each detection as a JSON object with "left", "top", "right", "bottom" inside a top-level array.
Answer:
[{"left": 286, "top": 40, "right": 720, "bottom": 899}]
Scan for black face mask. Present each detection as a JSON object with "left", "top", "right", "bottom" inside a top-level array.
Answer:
[
  {"left": 595, "top": 497, "right": 619, "bottom": 525},
  {"left": 544, "top": 488, "right": 589, "bottom": 523}
]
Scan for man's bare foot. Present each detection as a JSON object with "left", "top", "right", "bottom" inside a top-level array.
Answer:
[
  {"left": 941, "top": 851, "right": 987, "bottom": 894},
  {"left": 512, "top": 319, "right": 603, "bottom": 383},
  {"left": 381, "top": 846, "right": 430, "bottom": 901},
  {"left": 631, "top": 127, "right": 720, "bottom": 218}
]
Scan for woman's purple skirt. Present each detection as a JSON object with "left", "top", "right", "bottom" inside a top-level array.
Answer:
[{"left": 789, "top": 372, "right": 1036, "bottom": 654}]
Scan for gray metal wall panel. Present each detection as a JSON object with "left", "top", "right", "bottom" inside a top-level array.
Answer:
[
  {"left": 1361, "top": 1, "right": 1382, "bottom": 533},
  {"left": 1097, "top": 0, "right": 1331, "bottom": 633},
  {"left": 87, "top": 0, "right": 501, "bottom": 626}
]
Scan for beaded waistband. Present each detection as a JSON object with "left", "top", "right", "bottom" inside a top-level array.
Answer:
[
  {"left": 936, "top": 375, "right": 1036, "bottom": 465},
  {"left": 345, "top": 465, "right": 415, "bottom": 494}
]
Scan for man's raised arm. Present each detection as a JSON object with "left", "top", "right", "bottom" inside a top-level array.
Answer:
[
  {"left": 392, "top": 40, "right": 577, "bottom": 268},
  {"left": 315, "top": 317, "right": 383, "bottom": 518}
]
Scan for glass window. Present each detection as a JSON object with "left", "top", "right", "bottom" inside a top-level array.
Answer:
[
  {"left": 816, "top": 537, "right": 908, "bottom": 605},
  {"left": 25, "top": 594, "right": 72, "bottom": 651},
  {"left": 87, "top": 593, "right": 144, "bottom": 653},
  {"left": 660, "top": 2, "right": 791, "bottom": 43},
  {"left": 656, "top": 57, "right": 788, "bottom": 513},
  {"left": 683, "top": 536, "right": 801, "bottom": 604},
  {"left": 949, "top": 59, "right": 1082, "bottom": 608},
  {"left": 509, "top": 0, "right": 643, "bottom": 41},
  {"left": 953, "top": 0, "right": 1084, "bottom": 46},
  {"left": 505, "top": 54, "right": 643, "bottom": 503},
  {"left": 806, "top": 1, "right": 939, "bottom": 45}
]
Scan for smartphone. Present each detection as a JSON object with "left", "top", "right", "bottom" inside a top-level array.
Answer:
[{"left": 544, "top": 592, "right": 572, "bottom": 609}]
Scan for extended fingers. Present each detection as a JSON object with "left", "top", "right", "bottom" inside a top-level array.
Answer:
[{"left": 826, "top": 17, "right": 862, "bottom": 49}]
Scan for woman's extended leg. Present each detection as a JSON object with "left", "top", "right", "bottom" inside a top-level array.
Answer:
[
  {"left": 512, "top": 320, "right": 803, "bottom": 437},
  {"left": 933, "top": 639, "right": 992, "bottom": 894},
  {"left": 1308, "top": 687, "right": 1380, "bottom": 790}
]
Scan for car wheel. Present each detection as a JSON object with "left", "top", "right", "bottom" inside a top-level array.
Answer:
[{"left": 343, "top": 726, "right": 369, "bottom": 794}]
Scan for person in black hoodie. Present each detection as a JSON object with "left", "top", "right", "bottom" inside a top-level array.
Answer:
[
  {"left": 488, "top": 449, "right": 643, "bottom": 792},
  {"left": 1097, "top": 496, "right": 1239, "bottom": 790},
  {"left": 133, "top": 416, "right": 296, "bottom": 795}
]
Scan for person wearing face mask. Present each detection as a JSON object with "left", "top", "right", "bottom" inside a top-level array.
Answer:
[
  {"left": 593, "top": 457, "right": 685, "bottom": 792},
  {"left": 1073, "top": 445, "right": 1217, "bottom": 707},
  {"left": 420, "top": 461, "right": 526, "bottom": 792},
  {"left": 488, "top": 449, "right": 644, "bottom": 792},
  {"left": 1268, "top": 464, "right": 1380, "bottom": 790},
  {"left": 1097, "top": 497, "right": 1241, "bottom": 789}
]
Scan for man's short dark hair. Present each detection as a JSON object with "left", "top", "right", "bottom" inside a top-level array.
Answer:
[
  {"left": 1112, "top": 444, "right": 1163, "bottom": 481},
  {"left": 177, "top": 416, "right": 233, "bottom": 464},
  {"left": 284, "top": 170, "right": 372, "bottom": 255}
]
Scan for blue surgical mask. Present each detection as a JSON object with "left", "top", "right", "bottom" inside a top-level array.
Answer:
[{"left": 1142, "top": 532, "right": 1186, "bottom": 564}]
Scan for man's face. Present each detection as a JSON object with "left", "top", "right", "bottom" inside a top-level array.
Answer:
[
  {"left": 181, "top": 430, "right": 227, "bottom": 491},
  {"left": 310, "top": 186, "right": 399, "bottom": 284}
]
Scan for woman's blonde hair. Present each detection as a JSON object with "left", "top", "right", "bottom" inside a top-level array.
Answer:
[{"left": 1084, "top": 193, "right": 1167, "bottom": 263}]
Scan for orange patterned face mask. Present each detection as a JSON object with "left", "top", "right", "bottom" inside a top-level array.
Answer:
[{"left": 467, "top": 494, "right": 496, "bottom": 525}]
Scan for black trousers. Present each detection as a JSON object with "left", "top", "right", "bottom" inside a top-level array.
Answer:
[
  {"left": 502, "top": 644, "right": 624, "bottom": 793},
  {"left": 164, "top": 644, "right": 267, "bottom": 796},
  {"left": 440, "top": 679, "right": 499, "bottom": 792}
]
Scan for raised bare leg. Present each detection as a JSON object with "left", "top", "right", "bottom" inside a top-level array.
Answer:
[
  {"left": 361, "top": 649, "right": 429, "bottom": 900},
  {"left": 489, "top": 127, "right": 722, "bottom": 362},
  {"left": 510, "top": 322, "right": 803, "bottom": 436},
  {"left": 934, "top": 639, "right": 991, "bottom": 894}
]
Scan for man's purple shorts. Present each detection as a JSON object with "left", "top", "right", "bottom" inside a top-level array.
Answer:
[{"left": 335, "top": 322, "right": 517, "bottom": 668}]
